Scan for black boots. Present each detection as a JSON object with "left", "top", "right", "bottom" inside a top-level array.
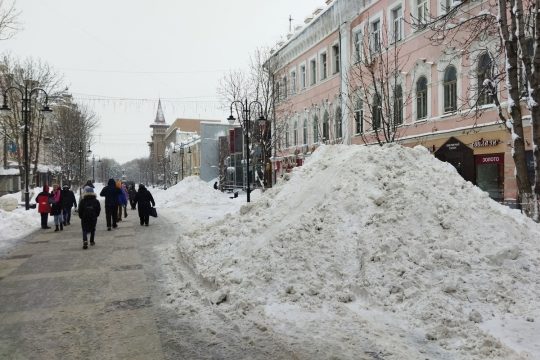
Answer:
[
  {"left": 83, "top": 241, "right": 88, "bottom": 249},
  {"left": 60, "top": 223, "right": 63, "bottom": 231},
  {"left": 55, "top": 225, "right": 59, "bottom": 232}
]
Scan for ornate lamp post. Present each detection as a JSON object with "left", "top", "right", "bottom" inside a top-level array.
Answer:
[
  {"left": 172, "top": 144, "right": 184, "bottom": 180},
  {"left": 1, "top": 81, "right": 53, "bottom": 210},
  {"left": 227, "top": 99, "right": 266, "bottom": 203}
]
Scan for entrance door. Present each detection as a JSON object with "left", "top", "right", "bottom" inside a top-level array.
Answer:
[
  {"left": 475, "top": 153, "right": 504, "bottom": 200},
  {"left": 434, "top": 137, "right": 475, "bottom": 184}
]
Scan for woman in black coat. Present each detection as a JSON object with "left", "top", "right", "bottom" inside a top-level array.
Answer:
[
  {"left": 78, "top": 186, "right": 101, "bottom": 249},
  {"left": 134, "top": 184, "right": 155, "bottom": 226}
]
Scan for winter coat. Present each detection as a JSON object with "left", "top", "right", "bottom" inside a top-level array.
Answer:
[
  {"left": 100, "top": 179, "right": 120, "bottom": 207},
  {"left": 78, "top": 193, "right": 101, "bottom": 232},
  {"left": 116, "top": 181, "right": 127, "bottom": 206},
  {"left": 128, "top": 186, "right": 137, "bottom": 201},
  {"left": 121, "top": 184, "right": 129, "bottom": 205},
  {"left": 36, "top": 186, "right": 51, "bottom": 214},
  {"left": 61, "top": 188, "right": 77, "bottom": 209},
  {"left": 134, "top": 185, "right": 155, "bottom": 217},
  {"left": 50, "top": 189, "right": 63, "bottom": 215}
]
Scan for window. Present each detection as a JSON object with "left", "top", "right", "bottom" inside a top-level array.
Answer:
[
  {"left": 477, "top": 53, "right": 493, "bottom": 106},
  {"left": 275, "top": 81, "right": 281, "bottom": 102},
  {"left": 320, "top": 52, "right": 328, "bottom": 80},
  {"left": 443, "top": 65, "right": 457, "bottom": 112},
  {"left": 373, "top": 94, "right": 381, "bottom": 129},
  {"left": 291, "top": 70, "right": 297, "bottom": 95},
  {"left": 303, "top": 119, "right": 308, "bottom": 144},
  {"left": 313, "top": 115, "right": 319, "bottom": 143},
  {"left": 354, "top": 97, "right": 364, "bottom": 134},
  {"left": 441, "top": 0, "right": 459, "bottom": 13},
  {"left": 416, "top": 76, "right": 428, "bottom": 120},
  {"left": 354, "top": 31, "right": 363, "bottom": 62},
  {"left": 417, "top": 0, "right": 429, "bottom": 25},
  {"left": 310, "top": 58, "right": 317, "bottom": 85},
  {"left": 293, "top": 120, "right": 298, "bottom": 146},
  {"left": 300, "top": 65, "right": 306, "bottom": 89},
  {"left": 371, "top": 20, "right": 381, "bottom": 54},
  {"left": 335, "top": 107, "right": 343, "bottom": 139},
  {"left": 393, "top": 85, "right": 403, "bottom": 127},
  {"left": 332, "top": 44, "right": 340, "bottom": 74},
  {"left": 323, "top": 111, "right": 330, "bottom": 141},
  {"left": 285, "top": 124, "right": 290, "bottom": 147},
  {"left": 391, "top": 6, "right": 404, "bottom": 42},
  {"left": 282, "top": 76, "right": 288, "bottom": 99}
]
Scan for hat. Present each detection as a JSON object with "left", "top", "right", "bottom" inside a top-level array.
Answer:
[{"left": 84, "top": 186, "right": 94, "bottom": 193}]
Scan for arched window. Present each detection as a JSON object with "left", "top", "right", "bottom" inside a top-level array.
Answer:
[
  {"left": 293, "top": 120, "right": 298, "bottom": 146},
  {"left": 335, "top": 107, "right": 343, "bottom": 139},
  {"left": 323, "top": 111, "right": 330, "bottom": 141},
  {"left": 303, "top": 118, "right": 308, "bottom": 144},
  {"left": 443, "top": 65, "right": 457, "bottom": 112},
  {"left": 313, "top": 115, "right": 319, "bottom": 143},
  {"left": 478, "top": 53, "right": 493, "bottom": 106},
  {"left": 393, "top": 85, "right": 403, "bottom": 127},
  {"left": 416, "top": 76, "right": 428, "bottom": 120},
  {"left": 373, "top": 94, "right": 381, "bottom": 129},
  {"left": 285, "top": 123, "right": 290, "bottom": 148}
]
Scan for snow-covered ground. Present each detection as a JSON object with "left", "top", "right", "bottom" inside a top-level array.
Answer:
[{"left": 1, "top": 145, "right": 539, "bottom": 359}]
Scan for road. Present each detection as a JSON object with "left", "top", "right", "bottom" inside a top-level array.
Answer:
[{"left": 0, "top": 206, "right": 298, "bottom": 360}]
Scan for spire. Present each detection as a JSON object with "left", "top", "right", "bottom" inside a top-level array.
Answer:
[{"left": 154, "top": 99, "right": 166, "bottom": 124}]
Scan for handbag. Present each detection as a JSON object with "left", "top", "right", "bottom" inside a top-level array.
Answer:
[{"left": 149, "top": 207, "right": 158, "bottom": 218}]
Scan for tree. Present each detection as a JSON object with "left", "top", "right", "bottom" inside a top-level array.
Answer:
[
  {"left": 0, "top": 55, "right": 64, "bottom": 187},
  {"left": 417, "top": 0, "right": 539, "bottom": 220},
  {"left": 346, "top": 19, "right": 413, "bottom": 146},
  {"left": 0, "top": 0, "right": 19, "bottom": 40}
]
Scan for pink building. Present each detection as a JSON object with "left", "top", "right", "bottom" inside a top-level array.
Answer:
[{"left": 269, "top": 0, "right": 534, "bottom": 205}]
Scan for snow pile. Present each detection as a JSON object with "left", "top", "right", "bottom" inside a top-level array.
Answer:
[
  {"left": 154, "top": 176, "right": 246, "bottom": 230},
  {"left": 0, "top": 188, "right": 43, "bottom": 250},
  {"left": 176, "top": 144, "right": 540, "bottom": 359}
]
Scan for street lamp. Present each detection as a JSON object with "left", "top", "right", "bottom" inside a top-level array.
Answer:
[
  {"left": 1, "top": 81, "right": 53, "bottom": 210},
  {"left": 172, "top": 144, "right": 184, "bottom": 180},
  {"left": 227, "top": 99, "right": 266, "bottom": 203}
]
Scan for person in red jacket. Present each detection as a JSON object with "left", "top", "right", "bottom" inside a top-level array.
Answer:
[{"left": 35, "top": 185, "right": 52, "bottom": 229}]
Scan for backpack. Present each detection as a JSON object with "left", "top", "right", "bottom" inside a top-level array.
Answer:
[{"left": 82, "top": 201, "right": 96, "bottom": 220}]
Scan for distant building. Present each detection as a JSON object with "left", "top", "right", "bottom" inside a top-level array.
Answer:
[{"left": 148, "top": 100, "right": 169, "bottom": 185}]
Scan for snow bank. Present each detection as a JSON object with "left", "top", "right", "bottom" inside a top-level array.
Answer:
[{"left": 176, "top": 144, "right": 540, "bottom": 359}]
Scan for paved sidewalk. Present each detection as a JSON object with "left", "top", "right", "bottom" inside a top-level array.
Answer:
[{"left": 0, "top": 210, "right": 165, "bottom": 360}]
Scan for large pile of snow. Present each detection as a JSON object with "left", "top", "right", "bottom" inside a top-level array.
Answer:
[
  {"left": 153, "top": 176, "right": 248, "bottom": 230},
  {"left": 176, "top": 144, "right": 540, "bottom": 359}
]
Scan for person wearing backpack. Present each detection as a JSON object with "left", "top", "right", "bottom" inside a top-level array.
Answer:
[
  {"left": 99, "top": 178, "right": 120, "bottom": 231},
  {"left": 78, "top": 186, "right": 101, "bottom": 249},
  {"left": 50, "top": 184, "right": 64, "bottom": 232}
]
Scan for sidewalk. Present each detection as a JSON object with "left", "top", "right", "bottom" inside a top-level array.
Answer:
[{"left": 0, "top": 210, "right": 165, "bottom": 360}]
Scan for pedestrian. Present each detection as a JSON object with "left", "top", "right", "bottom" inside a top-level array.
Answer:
[
  {"left": 50, "top": 184, "right": 64, "bottom": 231},
  {"left": 121, "top": 183, "right": 129, "bottom": 218},
  {"left": 61, "top": 184, "right": 77, "bottom": 225},
  {"left": 99, "top": 178, "right": 120, "bottom": 231},
  {"left": 78, "top": 186, "right": 101, "bottom": 249},
  {"left": 115, "top": 180, "right": 127, "bottom": 222},
  {"left": 84, "top": 180, "right": 95, "bottom": 188},
  {"left": 128, "top": 184, "right": 137, "bottom": 210},
  {"left": 134, "top": 184, "right": 155, "bottom": 226},
  {"left": 35, "top": 185, "right": 52, "bottom": 229}
]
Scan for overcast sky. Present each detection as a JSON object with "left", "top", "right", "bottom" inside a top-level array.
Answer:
[{"left": 2, "top": 0, "right": 326, "bottom": 163}]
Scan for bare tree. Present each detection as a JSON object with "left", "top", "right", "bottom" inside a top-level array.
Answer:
[
  {"left": 0, "top": 55, "right": 64, "bottom": 187},
  {"left": 346, "top": 19, "right": 413, "bottom": 146},
  {"left": 416, "top": 0, "right": 539, "bottom": 220},
  {"left": 0, "top": 0, "right": 19, "bottom": 40}
]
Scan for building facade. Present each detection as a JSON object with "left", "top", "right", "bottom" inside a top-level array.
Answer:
[{"left": 269, "top": 0, "right": 533, "bottom": 205}]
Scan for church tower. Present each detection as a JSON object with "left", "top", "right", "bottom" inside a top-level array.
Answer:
[{"left": 148, "top": 99, "right": 169, "bottom": 184}]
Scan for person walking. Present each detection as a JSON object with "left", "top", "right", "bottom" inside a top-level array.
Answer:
[
  {"left": 84, "top": 180, "right": 95, "bottom": 188},
  {"left": 35, "top": 185, "right": 52, "bottom": 229},
  {"left": 50, "top": 184, "right": 64, "bottom": 231},
  {"left": 121, "top": 183, "right": 129, "bottom": 218},
  {"left": 134, "top": 184, "right": 155, "bottom": 226},
  {"left": 61, "top": 184, "right": 77, "bottom": 225},
  {"left": 128, "top": 184, "right": 137, "bottom": 210},
  {"left": 99, "top": 178, "right": 120, "bottom": 231},
  {"left": 115, "top": 180, "right": 127, "bottom": 222},
  {"left": 78, "top": 186, "right": 101, "bottom": 249}
]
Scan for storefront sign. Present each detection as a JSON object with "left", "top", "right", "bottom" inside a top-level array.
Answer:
[
  {"left": 475, "top": 154, "right": 504, "bottom": 164},
  {"left": 444, "top": 142, "right": 461, "bottom": 150},
  {"left": 472, "top": 138, "right": 501, "bottom": 148}
]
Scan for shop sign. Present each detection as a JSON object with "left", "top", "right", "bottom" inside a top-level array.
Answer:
[
  {"left": 444, "top": 142, "right": 461, "bottom": 150},
  {"left": 475, "top": 154, "right": 504, "bottom": 164},
  {"left": 472, "top": 138, "right": 501, "bottom": 148}
]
